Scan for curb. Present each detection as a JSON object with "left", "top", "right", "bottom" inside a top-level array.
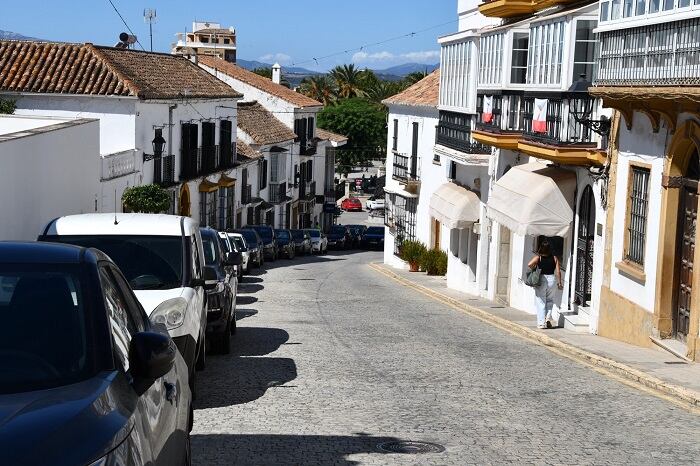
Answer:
[{"left": 369, "top": 262, "right": 700, "bottom": 412}]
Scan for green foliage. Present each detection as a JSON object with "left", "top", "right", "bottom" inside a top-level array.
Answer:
[
  {"left": 420, "top": 248, "right": 448, "bottom": 276},
  {"left": 329, "top": 64, "right": 366, "bottom": 99},
  {"left": 318, "top": 98, "right": 387, "bottom": 167},
  {"left": 252, "top": 67, "right": 290, "bottom": 87},
  {"left": 404, "top": 70, "right": 429, "bottom": 86},
  {"left": 298, "top": 75, "right": 336, "bottom": 106},
  {"left": 400, "top": 240, "right": 427, "bottom": 266},
  {"left": 121, "top": 184, "right": 171, "bottom": 213},
  {"left": 0, "top": 98, "right": 16, "bottom": 114}
]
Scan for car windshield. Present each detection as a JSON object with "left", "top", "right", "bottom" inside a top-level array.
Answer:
[
  {"left": 202, "top": 234, "right": 221, "bottom": 266},
  {"left": 238, "top": 230, "right": 258, "bottom": 245},
  {"left": 219, "top": 236, "right": 233, "bottom": 253},
  {"left": 331, "top": 226, "right": 346, "bottom": 234},
  {"left": 231, "top": 236, "right": 247, "bottom": 251},
  {"left": 0, "top": 265, "right": 95, "bottom": 394},
  {"left": 366, "top": 227, "right": 384, "bottom": 234},
  {"left": 253, "top": 227, "right": 272, "bottom": 241},
  {"left": 49, "top": 236, "right": 183, "bottom": 290},
  {"left": 276, "top": 230, "right": 290, "bottom": 240},
  {"left": 291, "top": 230, "right": 304, "bottom": 240}
]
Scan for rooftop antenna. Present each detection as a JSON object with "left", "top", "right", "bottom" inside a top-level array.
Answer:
[{"left": 144, "top": 8, "right": 157, "bottom": 52}]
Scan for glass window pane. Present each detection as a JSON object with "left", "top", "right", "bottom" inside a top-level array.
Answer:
[
  {"left": 663, "top": 0, "right": 674, "bottom": 9},
  {"left": 623, "top": 0, "right": 634, "bottom": 16},
  {"left": 612, "top": 0, "right": 622, "bottom": 18},
  {"left": 649, "top": 0, "right": 660, "bottom": 11},
  {"left": 636, "top": 0, "right": 647, "bottom": 14},
  {"left": 680, "top": 0, "right": 690, "bottom": 6},
  {"left": 601, "top": 1, "right": 610, "bottom": 21}
]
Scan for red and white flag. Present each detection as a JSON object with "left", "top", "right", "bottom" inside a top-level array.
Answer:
[
  {"left": 533, "top": 98, "right": 548, "bottom": 133},
  {"left": 482, "top": 96, "right": 493, "bottom": 123}
]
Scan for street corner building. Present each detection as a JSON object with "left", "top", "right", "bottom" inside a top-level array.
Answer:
[
  {"left": 381, "top": 0, "right": 700, "bottom": 361},
  {"left": 0, "top": 39, "right": 243, "bottom": 236}
]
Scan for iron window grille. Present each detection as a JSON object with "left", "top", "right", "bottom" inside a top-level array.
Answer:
[
  {"left": 626, "top": 166, "right": 650, "bottom": 265},
  {"left": 475, "top": 94, "right": 503, "bottom": 131},
  {"left": 154, "top": 154, "right": 176, "bottom": 187},
  {"left": 436, "top": 111, "right": 489, "bottom": 154},
  {"left": 521, "top": 95, "right": 595, "bottom": 146},
  {"left": 384, "top": 193, "right": 417, "bottom": 256}
]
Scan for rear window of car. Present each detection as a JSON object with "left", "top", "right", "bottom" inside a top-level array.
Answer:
[
  {"left": 308, "top": 230, "right": 321, "bottom": 238},
  {"left": 366, "top": 227, "right": 384, "bottom": 234},
  {"left": 231, "top": 236, "right": 246, "bottom": 251},
  {"left": 253, "top": 227, "right": 272, "bottom": 241},
  {"left": 238, "top": 230, "right": 258, "bottom": 244},
  {"left": 291, "top": 230, "right": 304, "bottom": 240},
  {"left": 276, "top": 230, "right": 290, "bottom": 240}
]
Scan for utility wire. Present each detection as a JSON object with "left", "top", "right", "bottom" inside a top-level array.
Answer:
[{"left": 106, "top": 0, "right": 146, "bottom": 51}]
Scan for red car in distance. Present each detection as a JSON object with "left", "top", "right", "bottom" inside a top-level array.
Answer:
[{"left": 341, "top": 197, "right": 363, "bottom": 212}]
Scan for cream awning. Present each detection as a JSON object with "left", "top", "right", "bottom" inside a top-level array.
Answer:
[
  {"left": 487, "top": 163, "right": 577, "bottom": 237},
  {"left": 429, "top": 182, "right": 481, "bottom": 229}
]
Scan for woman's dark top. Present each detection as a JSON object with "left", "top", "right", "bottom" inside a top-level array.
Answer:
[{"left": 539, "top": 255, "right": 556, "bottom": 275}]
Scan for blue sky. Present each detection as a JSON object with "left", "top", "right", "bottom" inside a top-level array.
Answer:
[{"left": 2, "top": 0, "right": 456, "bottom": 71}]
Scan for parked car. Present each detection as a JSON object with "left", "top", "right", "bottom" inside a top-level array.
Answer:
[
  {"left": 250, "top": 225, "right": 278, "bottom": 261},
  {"left": 307, "top": 229, "right": 328, "bottom": 254},
  {"left": 218, "top": 231, "right": 242, "bottom": 279},
  {"left": 39, "top": 213, "right": 208, "bottom": 395},
  {"left": 234, "top": 228, "right": 263, "bottom": 268},
  {"left": 327, "top": 225, "right": 352, "bottom": 250},
  {"left": 290, "top": 229, "right": 312, "bottom": 255},
  {"left": 362, "top": 226, "right": 386, "bottom": 249},
  {"left": 201, "top": 228, "right": 239, "bottom": 354},
  {"left": 366, "top": 196, "right": 385, "bottom": 211},
  {"left": 346, "top": 225, "right": 368, "bottom": 248},
  {"left": 228, "top": 232, "right": 251, "bottom": 273},
  {"left": 341, "top": 197, "right": 363, "bottom": 212},
  {"left": 0, "top": 242, "right": 192, "bottom": 466},
  {"left": 274, "top": 229, "right": 296, "bottom": 259}
]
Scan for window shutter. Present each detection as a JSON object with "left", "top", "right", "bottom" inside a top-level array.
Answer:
[
  {"left": 412, "top": 122, "right": 419, "bottom": 157},
  {"left": 307, "top": 117, "right": 314, "bottom": 140}
]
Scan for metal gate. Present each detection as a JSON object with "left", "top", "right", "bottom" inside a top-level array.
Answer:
[{"left": 575, "top": 186, "right": 595, "bottom": 306}]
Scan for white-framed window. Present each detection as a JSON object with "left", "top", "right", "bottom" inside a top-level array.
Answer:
[
  {"left": 479, "top": 32, "right": 504, "bottom": 86},
  {"left": 572, "top": 20, "right": 598, "bottom": 83},
  {"left": 527, "top": 20, "right": 565, "bottom": 86},
  {"left": 600, "top": 0, "right": 700, "bottom": 23},
  {"left": 511, "top": 32, "right": 529, "bottom": 84},
  {"left": 439, "top": 39, "right": 473, "bottom": 109}
]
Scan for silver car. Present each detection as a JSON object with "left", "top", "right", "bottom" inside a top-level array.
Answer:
[
  {"left": 307, "top": 229, "right": 328, "bottom": 254},
  {"left": 228, "top": 233, "right": 250, "bottom": 273}
]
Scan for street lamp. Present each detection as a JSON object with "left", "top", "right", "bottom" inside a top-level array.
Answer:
[
  {"left": 144, "top": 128, "right": 166, "bottom": 162},
  {"left": 567, "top": 74, "right": 611, "bottom": 139}
]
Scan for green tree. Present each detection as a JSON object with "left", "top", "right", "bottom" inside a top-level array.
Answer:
[
  {"left": 404, "top": 70, "right": 429, "bottom": 86},
  {"left": 299, "top": 75, "right": 337, "bottom": 106},
  {"left": 318, "top": 98, "right": 387, "bottom": 168},
  {"left": 329, "top": 64, "right": 366, "bottom": 99},
  {"left": 121, "top": 184, "right": 171, "bottom": 213},
  {"left": 0, "top": 98, "right": 16, "bottom": 114}
]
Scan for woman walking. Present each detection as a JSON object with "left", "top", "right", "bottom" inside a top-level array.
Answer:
[{"left": 527, "top": 240, "right": 563, "bottom": 329}]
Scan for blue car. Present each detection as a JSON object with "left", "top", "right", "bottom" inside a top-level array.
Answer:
[{"left": 0, "top": 242, "right": 192, "bottom": 465}]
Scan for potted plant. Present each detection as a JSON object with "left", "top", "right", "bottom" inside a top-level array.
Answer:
[
  {"left": 400, "top": 240, "right": 427, "bottom": 272},
  {"left": 121, "top": 184, "right": 171, "bottom": 213},
  {"left": 420, "top": 248, "right": 448, "bottom": 276}
]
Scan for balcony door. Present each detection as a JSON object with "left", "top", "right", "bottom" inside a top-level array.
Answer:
[
  {"left": 574, "top": 186, "right": 595, "bottom": 307},
  {"left": 674, "top": 150, "right": 700, "bottom": 342}
]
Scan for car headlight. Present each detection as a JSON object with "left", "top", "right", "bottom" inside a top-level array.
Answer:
[{"left": 151, "top": 297, "right": 187, "bottom": 330}]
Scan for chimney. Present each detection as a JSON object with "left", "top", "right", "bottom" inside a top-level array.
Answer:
[{"left": 272, "top": 63, "right": 281, "bottom": 85}]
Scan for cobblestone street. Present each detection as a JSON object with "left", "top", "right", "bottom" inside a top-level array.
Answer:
[{"left": 192, "top": 249, "right": 700, "bottom": 465}]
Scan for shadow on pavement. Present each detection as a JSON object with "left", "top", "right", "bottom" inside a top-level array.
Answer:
[
  {"left": 241, "top": 276, "right": 263, "bottom": 284},
  {"left": 192, "top": 433, "right": 403, "bottom": 466},
  {"left": 237, "top": 295, "right": 258, "bottom": 305},
  {"left": 238, "top": 283, "right": 264, "bottom": 294},
  {"left": 235, "top": 308, "right": 258, "bottom": 321},
  {"left": 232, "top": 327, "right": 289, "bottom": 357}
]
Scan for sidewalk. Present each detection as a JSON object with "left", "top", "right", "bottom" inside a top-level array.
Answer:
[{"left": 370, "top": 262, "right": 700, "bottom": 411}]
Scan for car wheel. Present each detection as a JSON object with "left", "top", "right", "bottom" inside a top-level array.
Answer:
[{"left": 195, "top": 333, "right": 206, "bottom": 371}]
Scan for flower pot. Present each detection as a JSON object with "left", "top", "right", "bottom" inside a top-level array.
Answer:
[{"left": 409, "top": 262, "right": 420, "bottom": 272}]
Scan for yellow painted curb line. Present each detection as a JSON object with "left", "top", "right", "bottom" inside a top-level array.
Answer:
[{"left": 369, "top": 262, "right": 700, "bottom": 413}]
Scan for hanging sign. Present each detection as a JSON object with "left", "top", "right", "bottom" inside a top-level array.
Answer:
[
  {"left": 482, "top": 96, "right": 493, "bottom": 123},
  {"left": 533, "top": 98, "right": 548, "bottom": 133}
]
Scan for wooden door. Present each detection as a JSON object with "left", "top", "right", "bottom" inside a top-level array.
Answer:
[
  {"left": 433, "top": 219, "right": 441, "bottom": 250},
  {"left": 675, "top": 183, "right": 697, "bottom": 342}
]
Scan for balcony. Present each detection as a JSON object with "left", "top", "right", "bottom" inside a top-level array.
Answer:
[
  {"left": 101, "top": 149, "right": 137, "bottom": 182},
  {"left": 473, "top": 93, "right": 524, "bottom": 150},
  {"left": 300, "top": 140, "right": 317, "bottom": 156},
  {"left": 268, "top": 182, "right": 288, "bottom": 204},
  {"left": 392, "top": 153, "right": 420, "bottom": 184},
  {"left": 180, "top": 144, "right": 237, "bottom": 181},
  {"left": 154, "top": 155, "right": 176, "bottom": 187},
  {"left": 435, "top": 111, "right": 492, "bottom": 156},
  {"left": 478, "top": 0, "right": 568, "bottom": 18},
  {"left": 304, "top": 180, "right": 316, "bottom": 200},
  {"left": 516, "top": 95, "right": 606, "bottom": 166}
]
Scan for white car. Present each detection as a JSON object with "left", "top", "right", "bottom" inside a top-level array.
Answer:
[
  {"left": 366, "top": 197, "right": 385, "bottom": 210},
  {"left": 39, "top": 213, "right": 208, "bottom": 391},
  {"left": 228, "top": 233, "right": 250, "bottom": 273},
  {"left": 307, "top": 229, "right": 328, "bottom": 254}
]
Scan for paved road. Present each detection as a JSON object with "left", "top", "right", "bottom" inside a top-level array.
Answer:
[{"left": 192, "top": 236, "right": 700, "bottom": 464}]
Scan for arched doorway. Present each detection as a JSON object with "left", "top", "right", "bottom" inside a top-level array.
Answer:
[
  {"left": 674, "top": 149, "right": 699, "bottom": 342},
  {"left": 179, "top": 184, "right": 191, "bottom": 217},
  {"left": 575, "top": 185, "right": 595, "bottom": 307}
]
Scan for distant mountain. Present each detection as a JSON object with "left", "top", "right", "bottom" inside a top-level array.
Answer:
[
  {"left": 237, "top": 59, "right": 320, "bottom": 76},
  {"left": 0, "top": 30, "right": 39, "bottom": 41},
  {"left": 372, "top": 63, "right": 439, "bottom": 77}
]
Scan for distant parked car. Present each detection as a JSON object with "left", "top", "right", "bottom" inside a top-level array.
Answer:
[
  {"left": 362, "top": 226, "right": 386, "bottom": 249},
  {"left": 307, "top": 229, "right": 328, "bottom": 254},
  {"left": 234, "top": 228, "right": 263, "bottom": 268},
  {"left": 274, "top": 229, "right": 296, "bottom": 259},
  {"left": 201, "top": 228, "right": 240, "bottom": 354},
  {"left": 366, "top": 196, "right": 385, "bottom": 211},
  {"left": 0, "top": 242, "right": 192, "bottom": 466},
  {"left": 290, "top": 229, "right": 312, "bottom": 255},
  {"left": 250, "top": 225, "right": 278, "bottom": 261},
  {"left": 346, "top": 225, "right": 367, "bottom": 248},
  {"left": 40, "top": 213, "right": 208, "bottom": 393},
  {"left": 228, "top": 232, "right": 250, "bottom": 273},
  {"left": 327, "top": 225, "right": 352, "bottom": 250},
  {"left": 341, "top": 197, "right": 363, "bottom": 212},
  {"left": 218, "top": 231, "right": 243, "bottom": 279}
]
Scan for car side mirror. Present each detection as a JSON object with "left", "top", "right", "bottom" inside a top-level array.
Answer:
[
  {"left": 203, "top": 265, "right": 218, "bottom": 290},
  {"left": 226, "top": 251, "right": 243, "bottom": 266},
  {"left": 129, "top": 331, "right": 176, "bottom": 396}
]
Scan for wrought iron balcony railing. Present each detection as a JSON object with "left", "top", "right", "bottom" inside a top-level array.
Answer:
[
  {"left": 154, "top": 154, "right": 176, "bottom": 187},
  {"left": 521, "top": 96, "right": 594, "bottom": 146},
  {"left": 392, "top": 154, "right": 420, "bottom": 181},
  {"left": 268, "top": 182, "right": 287, "bottom": 204}
]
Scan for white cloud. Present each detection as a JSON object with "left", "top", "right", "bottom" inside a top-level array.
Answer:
[
  {"left": 352, "top": 51, "right": 395, "bottom": 63},
  {"left": 351, "top": 49, "right": 440, "bottom": 66},
  {"left": 400, "top": 50, "right": 440, "bottom": 62},
  {"left": 259, "top": 53, "right": 292, "bottom": 64}
]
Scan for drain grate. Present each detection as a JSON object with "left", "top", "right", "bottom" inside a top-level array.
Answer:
[
  {"left": 664, "top": 361, "right": 688, "bottom": 365},
  {"left": 377, "top": 441, "right": 445, "bottom": 454}
]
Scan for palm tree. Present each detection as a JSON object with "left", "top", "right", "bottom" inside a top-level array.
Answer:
[
  {"left": 299, "top": 75, "right": 337, "bottom": 106},
  {"left": 404, "top": 70, "right": 429, "bottom": 86},
  {"left": 330, "top": 64, "right": 366, "bottom": 99},
  {"left": 364, "top": 79, "right": 405, "bottom": 104}
]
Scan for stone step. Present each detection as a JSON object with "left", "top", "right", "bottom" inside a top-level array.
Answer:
[{"left": 561, "top": 312, "right": 590, "bottom": 333}]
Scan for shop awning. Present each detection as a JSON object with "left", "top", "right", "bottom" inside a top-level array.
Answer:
[
  {"left": 384, "top": 185, "right": 419, "bottom": 199},
  {"left": 428, "top": 182, "right": 481, "bottom": 229},
  {"left": 487, "top": 163, "right": 576, "bottom": 237}
]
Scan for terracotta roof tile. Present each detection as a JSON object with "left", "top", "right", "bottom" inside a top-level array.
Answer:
[
  {"left": 382, "top": 69, "right": 440, "bottom": 108},
  {"left": 237, "top": 101, "right": 297, "bottom": 146},
  {"left": 194, "top": 28, "right": 234, "bottom": 35},
  {"left": 237, "top": 140, "right": 263, "bottom": 161},
  {"left": 199, "top": 56, "right": 322, "bottom": 108},
  {"left": 317, "top": 128, "right": 348, "bottom": 143},
  {"left": 0, "top": 40, "right": 241, "bottom": 100}
]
